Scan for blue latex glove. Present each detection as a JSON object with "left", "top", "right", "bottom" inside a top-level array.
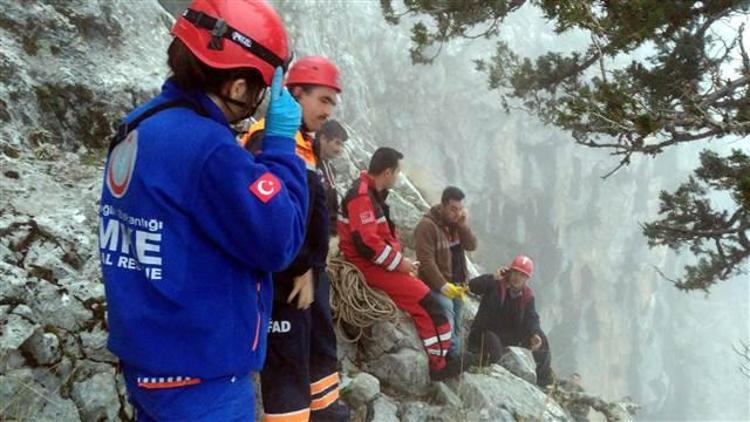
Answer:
[{"left": 265, "top": 67, "right": 302, "bottom": 139}]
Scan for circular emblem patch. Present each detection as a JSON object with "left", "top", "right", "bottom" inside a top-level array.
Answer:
[{"left": 106, "top": 130, "right": 138, "bottom": 198}]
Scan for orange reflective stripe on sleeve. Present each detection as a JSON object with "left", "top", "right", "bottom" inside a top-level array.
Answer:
[
  {"left": 310, "top": 388, "right": 340, "bottom": 411},
  {"left": 309, "top": 372, "right": 340, "bottom": 395},
  {"left": 263, "top": 408, "right": 311, "bottom": 422}
]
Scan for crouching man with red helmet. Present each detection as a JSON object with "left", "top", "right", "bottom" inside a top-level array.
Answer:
[{"left": 467, "top": 255, "right": 554, "bottom": 387}]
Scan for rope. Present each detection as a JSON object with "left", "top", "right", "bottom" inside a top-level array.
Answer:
[{"left": 327, "top": 256, "right": 399, "bottom": 342}]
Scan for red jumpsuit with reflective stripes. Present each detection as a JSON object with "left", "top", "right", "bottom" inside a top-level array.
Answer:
[{"left": 338, "top": 172, "right": 452, "bottom": 370}]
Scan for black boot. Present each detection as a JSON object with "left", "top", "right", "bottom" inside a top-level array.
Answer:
[
  {"left": 429, "top": 351, "right": 478, "bottom": 381},
  {"left": 430, "top": 358, "right": 462, "bottom": 381}
]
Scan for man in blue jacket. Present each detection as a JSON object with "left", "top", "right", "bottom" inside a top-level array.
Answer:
[
  {"left": 99, "top": 1, "right": 307, "bottom": 420},
  {"left": 467, "top": 255, "right": 554, "bottom": 387}
]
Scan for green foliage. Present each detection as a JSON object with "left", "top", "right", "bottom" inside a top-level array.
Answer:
[
  {"left": 642, "top": 150, "right": 749, "bottom": 291},
  {"left": 382, "top": 0, "right": 750, "bottom": 291}
]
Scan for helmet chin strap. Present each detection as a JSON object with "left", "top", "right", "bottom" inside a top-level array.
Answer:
[{"left": 218, "top": 94, "right": 260, "bottom": 125}]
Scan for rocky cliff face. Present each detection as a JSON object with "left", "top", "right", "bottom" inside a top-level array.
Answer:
[{"left": 0, "top": 1, "right": 172, "bottom": 420}]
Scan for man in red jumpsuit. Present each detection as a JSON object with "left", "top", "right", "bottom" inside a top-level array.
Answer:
[{"left": 338, "top": 147, "right": 462, "bottom": 380}]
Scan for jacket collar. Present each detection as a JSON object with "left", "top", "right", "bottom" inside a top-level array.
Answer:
[
  {"left": 428, "top": 205, "right": 449, "bottom": 227},
  {"left": 498, "top": 276, "right": 534, "bottom": 307},
  {"left": 160, "top": 79, "right": 229, "bottom": 127},
  {"left": 360, "top": 171, "right": 389, "bottom": 202}
]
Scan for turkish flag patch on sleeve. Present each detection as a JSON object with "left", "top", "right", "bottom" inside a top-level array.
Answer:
[
  {"left": 359, "top": 210, "right": 375, "bottom": 224},
  {"left": 249, "top": 172, "right": 282, "bottom": 203}
]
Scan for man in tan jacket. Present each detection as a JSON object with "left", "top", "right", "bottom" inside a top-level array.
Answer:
[{"left": 414, "top": 186, "right": 478, "bottom": 357}]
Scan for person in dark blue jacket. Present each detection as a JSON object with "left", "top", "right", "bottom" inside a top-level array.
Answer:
[
  {"left": 467, "top": 255, "right": 554, "bottom": 387},
  {"left": 98, "top": 1, "right": 306, "bottom": 420},
  {"left": 241, "top": 56, "right": 349, "bottom": 421}
]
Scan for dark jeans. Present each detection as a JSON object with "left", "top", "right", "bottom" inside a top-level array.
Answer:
[{"left": 468, "top": 329, "right": 553, "bottom": 387}]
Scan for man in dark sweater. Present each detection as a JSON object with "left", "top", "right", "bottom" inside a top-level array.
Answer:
[
  {"left": 467, "top": 255, "right": 554, "bottom": 387},
  {"left": 314, "top": 119, "right": 348, "bottom": 235}
]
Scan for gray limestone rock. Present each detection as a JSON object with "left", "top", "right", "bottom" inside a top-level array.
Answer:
[
  {"left": 71, "top": 371, "right": 120, "bottom": 421},
  {"left": 452, "top": 366, "right": 569, "bottom": 421},
  {"left": 342, "top": 371, "right": 380, "bottom": 408},
  {"left": 399, "top": 401, "right": 429, "bottom": 422},
  {"left": 0, "top": 368, "right": 80, "bottom": 421},
  {"left": 21, "top": 329, "right": 62, "bottom": 365},
  {"left": 116, "top": 371, "right": 134, "bottom": 421},
  {"left": 499, "top": 346, "right": 537, "bottom": 384},
  {"left": 24, "top": 278, "right": 92, "bottom": 332},
  {"left": 80, "top": 324, "right": 117, "bottom": 363},
  {"left": 431, "top": 380, "right": 463, "bottom": 408},
  {"left": 366, "top": 348, "right": 430, "bottom": 397},
  {"left": 0, "top": 262, "right": 28, "bottom": 303},
  {"left": 369, "top": 394, "right": 399, "bottom": 422},
  {"left": 0, "top": 348, "right": 27, "bottom": 375},
  {"left": 1, "top": 312, "right": 38, "bottom": 351},
  {"left": 335, "top": 323, "right": 359, "bottom": 365},
  {"left": 360, "top": 316, "right": 424, "bottom": 361},
  {"left": 12, "top": 303, "right": 34, "bottom": 319}
]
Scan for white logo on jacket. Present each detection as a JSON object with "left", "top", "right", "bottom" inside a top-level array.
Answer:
[
  {"left": 106, "top": 130, "right": 138, "bottom": 198},
  {"left": 99, "top": 204, "right": 164, "bottom": 281},
  {"left": 268, "top": 320, "right": 291, "bottom": 333}
]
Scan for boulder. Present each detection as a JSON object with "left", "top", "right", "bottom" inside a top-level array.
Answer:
[
  {"left": 0, "top": 348, "right": 26, "bottom": 373},
  {"left": 360, "top": 316, "right": 424, "bottom": 360},
  {"left": 431, "top": 381, "right": 463, "bottom": 408},
  {"left": 369, "top": 394, "right": 399, "bottom": 422},
  {"left": 399, "top": 401, "right": 429, "bottom": 422},
  {"left": 80, "top": 323, "right": 117, "bottom": 363},
  {"left": 71, "top": 370, "right": 120, "bottom": 421},
  {"left": 60, "top": 275, "right": 105, "bottom": 304},
  {"left": 399, "top": 401, "right": 466, "bottom": 422},
  {"left": 452, "top": 365, "right": 569, "bottom": 421},
  {"left": 1, "top": 312, "right": 38, "bottom": 351},
  {"left": 21, "top": 329, "right": 62, "bottom": 365},
  {"left": 499, "top": 346, "right": 537, "bottom": 384},
  {"left": 366, "top": 348, "right": 430, "bottom": 397},
  {"left": 0, "top": 258, "right": 30, "bottom": 302},
  {"left": 342, "top": 371, "right": 380, "bottom": 408},
  {"left": 0, "top": 368, "right": 80, "bottom": 421},
  {"left": 23, "top": 277, "right": 92, "bottom": 332},
  {"left": 358, "top": 316, "right": 432, "bottom": 397}
]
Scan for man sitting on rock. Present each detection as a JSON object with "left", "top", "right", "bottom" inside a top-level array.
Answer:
[
  {"left": 414, "top": 186, "right": 478, "bottom": 359},
  {"left": 338, "top": 147, "right": 462, "bottom": 380},
  {"left": 467, "top": 255, "right": 554, "bottom": 387}
]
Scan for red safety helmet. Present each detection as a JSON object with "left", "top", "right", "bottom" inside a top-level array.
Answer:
[
  {"left": 286, "top": 56, "right": 342, "bottom": 92},
  {"left": 171, "top": 0, "right": 291, "bottom": 85},
  {"left": 509, "top": 255, "right": 534, "bottom": 278}
]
